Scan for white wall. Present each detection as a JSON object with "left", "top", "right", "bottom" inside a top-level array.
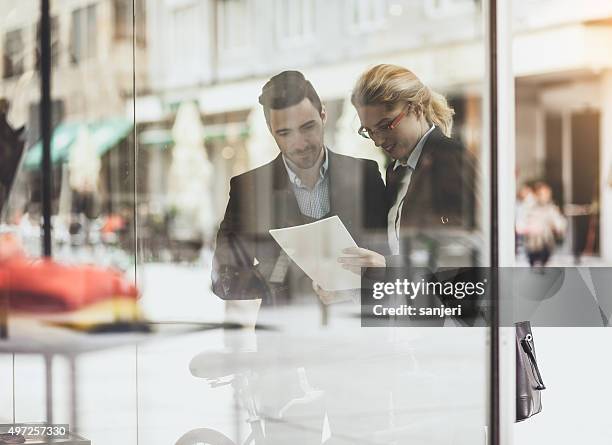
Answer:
[
  {"left": 146, "top": 0, "right": 214, "bottom": 92},
  {"left": 514, "top": 327, "right": 612, "bottom": 444}
]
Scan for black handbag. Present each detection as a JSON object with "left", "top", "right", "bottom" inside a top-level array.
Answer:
[{"left": 515, "top": 321, "right": 546, "bottom": 422}]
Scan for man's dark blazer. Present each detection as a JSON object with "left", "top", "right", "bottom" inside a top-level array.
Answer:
[
  {"left": 212, "top": 149, "right": 388, "bottom": 303},
  {"left": 385, "top": 127, "right": 478, "bottom": 268}
]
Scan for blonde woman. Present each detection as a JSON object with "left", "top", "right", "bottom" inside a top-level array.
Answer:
[{"left": 339, "top": 64, "right": 477, "bottom": 271}]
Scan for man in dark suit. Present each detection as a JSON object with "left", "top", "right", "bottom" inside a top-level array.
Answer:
[{"left": 211, "top": 71, "right": 388, "bottom": 304}]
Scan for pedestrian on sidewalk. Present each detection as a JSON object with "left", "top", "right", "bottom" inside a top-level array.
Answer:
[{"left": 524, "top": 182, "right": 566, "bottom": 267}]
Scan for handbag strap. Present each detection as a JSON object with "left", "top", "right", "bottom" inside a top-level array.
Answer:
[{"left": 520, "top": 333, "right": 546, "bottom": 390}]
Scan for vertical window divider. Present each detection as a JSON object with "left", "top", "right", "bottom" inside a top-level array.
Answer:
[{"left": 41, "top": 0, "right": 53, "bottom": 258}]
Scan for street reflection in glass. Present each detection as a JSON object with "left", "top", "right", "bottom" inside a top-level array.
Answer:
[{"left": 1, "top": 0, "right": 611, "bottom": 444}]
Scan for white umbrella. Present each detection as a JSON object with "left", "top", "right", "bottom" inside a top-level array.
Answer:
[
  {"left": 167, "top": 102, "right": 214, "bottom": 241},
  {"left": 68, "top": 125, "right": 100, "bottom": 194}
]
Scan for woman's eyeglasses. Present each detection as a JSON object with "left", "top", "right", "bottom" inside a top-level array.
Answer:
[{"left": 358, "top": 110, "right": 406, "bottom": 140}]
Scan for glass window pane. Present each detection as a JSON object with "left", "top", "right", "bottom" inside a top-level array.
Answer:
[
  {"left": 0, "top": 0, "right": 505, "bottom": 443},
  {"left": 134, "top": 1, "right": 492, "bottom": 444},
  {"left": 512, "top": 0, "right": 612, "bottom": 443},
  {"left": 1, "top": 0, "right": 138, "bottom": 442}
]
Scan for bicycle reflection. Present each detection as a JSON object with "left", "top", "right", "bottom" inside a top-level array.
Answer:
[
  {"left": 174, "top": 328, "right": 460, "bottom": 445},
  {"left": 179, "top": 345, "right": 328, "bottom": 445}
]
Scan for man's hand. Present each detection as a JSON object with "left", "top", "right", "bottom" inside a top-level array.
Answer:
[
  {"left": 312, "top": 281, "right": 358, "bottom": 305},
  {"left": 337, "top": 247, "right": 386, "bottom": 275}
]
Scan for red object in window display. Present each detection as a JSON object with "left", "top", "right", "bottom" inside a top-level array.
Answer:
[{"left": 0, "top": 256, "right": 138, "bottom": 313}]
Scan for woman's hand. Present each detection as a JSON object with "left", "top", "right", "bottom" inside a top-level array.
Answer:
[
  {"left": 337, "top": 247, "right": 386, "bottom": 276},
  {"left": 312, "top": 281, "right": 358, "bottom": 305}
]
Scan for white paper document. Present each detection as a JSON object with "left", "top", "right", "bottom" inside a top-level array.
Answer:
[{"left": 269, "top": 215, "right": 360, "bottom": 291}]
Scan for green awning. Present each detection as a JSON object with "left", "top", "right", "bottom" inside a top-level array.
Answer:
[
  {"left": 89, "top": 118, "right": 133, "bottom": 156},
  {"left": 138, "top": 124, "right": 250, "bottom": 148},
  {"left": 24, "top": 122, "right": 80, "bottom": 169},
  {"left": 24, "top": 118, "right": 133, "bottom": 169},
  {"left": 138, "top": 128, "right": 173, "bottom": 147}
]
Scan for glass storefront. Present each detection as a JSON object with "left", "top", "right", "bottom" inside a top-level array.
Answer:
[{"left": 1, "top": 1, "right": 611, "bottom": 444}]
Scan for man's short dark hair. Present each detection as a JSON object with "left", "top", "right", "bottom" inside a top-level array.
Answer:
[{"left": 258, "top": 71, "right": 323, "bottom": 122}]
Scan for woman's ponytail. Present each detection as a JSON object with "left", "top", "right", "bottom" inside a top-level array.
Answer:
[{"left": 426, "top": 88, "right": 454, "bottom": 137}]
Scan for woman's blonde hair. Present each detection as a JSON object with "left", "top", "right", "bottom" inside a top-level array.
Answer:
[{"left": 351, "top": 64, "right": 454, "bottom": 137}]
